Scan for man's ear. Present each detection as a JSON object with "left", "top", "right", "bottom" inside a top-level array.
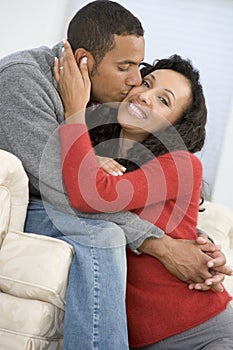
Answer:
[{"left": 74, "top": 48, "right": 94, "bottom": 67}]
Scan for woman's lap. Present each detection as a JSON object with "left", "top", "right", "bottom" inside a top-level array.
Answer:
[{"left": 131, "top": 303, "right": 233, "bottom": 350}]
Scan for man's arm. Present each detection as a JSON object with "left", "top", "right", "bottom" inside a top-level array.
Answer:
[{"left": 0, "top": 59, "right": 63, "bottom": 197}]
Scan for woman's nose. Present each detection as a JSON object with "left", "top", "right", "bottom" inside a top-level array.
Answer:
[{"left": 138, "top": 91, "right": 152, "bottom": 105}]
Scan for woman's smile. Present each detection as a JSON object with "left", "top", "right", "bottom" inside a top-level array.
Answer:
[{"left": 127, "top": 102, "right": 147, "bottom": 120}]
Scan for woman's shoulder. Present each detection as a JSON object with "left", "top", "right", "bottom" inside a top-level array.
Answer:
[
  {"left": 156, "top": 150, "right": 203, "bottom": 176},
  {"left": 160, "top": 150, "right": 201, "bottom": 163}
]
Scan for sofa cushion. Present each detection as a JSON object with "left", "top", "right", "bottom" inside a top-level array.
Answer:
[
  {"left": 198, "top": 200, "right": 233, "bottom": 250},
  {"left": 0, "top": 186, "right": 10, "bottom": 247},
  {"left": 0, "top": 150, "right": 29, "bottom": 238},
  {"left": 198, "top": 200, "right": 233, "bottom": 300},
  {"left": 0, "top": 230, "right": 74, "bottom": 310},
  {"left": 0, "top": 292, "right": 64, "bottom": 338},
  {"left": 0, "top": 330, "right": 62, "bottom": 350}
]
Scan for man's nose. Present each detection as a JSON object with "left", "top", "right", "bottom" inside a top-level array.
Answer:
[{"left": 125, "top": 68, "right": 142, "bottom": 86}]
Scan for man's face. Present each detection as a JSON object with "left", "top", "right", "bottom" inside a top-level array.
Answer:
[{"left": 89, "top": 35, "right": 145, "bottom": 104}]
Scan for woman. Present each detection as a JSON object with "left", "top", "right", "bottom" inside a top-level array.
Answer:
[{"left": 55, "top": 46, "right": 233, "bottom": 349}]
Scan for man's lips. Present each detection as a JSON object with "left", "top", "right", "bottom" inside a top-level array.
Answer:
[{"left": 127, "top": 102, "right": 147, "bottom": 119}]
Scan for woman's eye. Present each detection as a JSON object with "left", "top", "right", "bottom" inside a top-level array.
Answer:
[
  {"left": 159, "top": 97, "right": 169, "bottom": 107},
  {"left": 142, "top": 79, "right": 150, "bottom": 88}
]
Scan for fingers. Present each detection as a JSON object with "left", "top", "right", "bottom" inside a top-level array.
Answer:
[
  {"left": 97, "top": 157, "right": 127, "bottom": 176},
  {"left": 79, "top": 56, "right": 90, "bottom": 87},
  {"left": 54, "top": 57, "right": 60, "bottom": 83},
  {"left": 60, "top": 41, "right": 78, "bottom": 73},
  {"left": 196, "top": 235, "right": 219, "bottom": 253},
  {"left": 189, "top": 282, "right": 223, "bottom": 292},
  {"left": 188, "top": 283, "right": 211, "bottom": 291},
  {"left": 109, "top": 162, "right": 126, "bottom": 176},
  {"left": 189, "top": 272, "right": 225, "bottom": 292},
  {"left": 60, "top": 41, "right": 90, "bottom": 90},
  {"left": 196, "top": 234, "right": 209, "bottom": 244},
  {"left": 104, "top": 160, "right": 126, "bottom": 176},
  {"left": 206, "top": 249, "right": 227, "bottom": 269},
  {"left": 210, "top": 263, "right": 233, "bottom": 276}
]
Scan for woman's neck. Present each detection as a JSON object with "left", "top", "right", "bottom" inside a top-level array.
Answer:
[{"left": 118, "top": 129, "right": 146, "bottom": 158}]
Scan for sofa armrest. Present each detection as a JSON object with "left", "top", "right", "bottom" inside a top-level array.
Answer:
[
  {"left": 0, "top": 150, "right": 29, "bottom": 241},
  {"left": 198, "top": 200, "right": 233, "bottom": 300},
  {"left": 198, "top": 200, "right": 233, "bottom": 251}
]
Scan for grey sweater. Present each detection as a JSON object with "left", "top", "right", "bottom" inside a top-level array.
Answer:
[{"left": 0, "top": 42, "right": 164, "bottom": 250}]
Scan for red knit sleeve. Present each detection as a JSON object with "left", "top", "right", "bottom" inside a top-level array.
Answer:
[{"left": 59, "top": 123, "right": 202, "bottom": 213}]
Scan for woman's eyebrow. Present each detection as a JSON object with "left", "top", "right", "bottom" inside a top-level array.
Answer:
[
  {"left": 149, "top": 74, "right": 175, "bottom": 101},
  {"left": 165, "top": 88, "right": 175, "bottom": 101}
]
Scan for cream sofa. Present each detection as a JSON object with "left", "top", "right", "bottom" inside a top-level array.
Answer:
[
  {"left": 0, "top": 150, "right": 232, "bottom": 349},
  {"left": 0, "top": 150, "right": 73, "bottom": 350},
  {"left": 198, "top": 200, "right": 233, "bottom": 300}
]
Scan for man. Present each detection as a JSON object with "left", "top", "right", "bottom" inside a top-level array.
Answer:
[{"left": 0, "top": 1, "right": 231, "bottom": 349}]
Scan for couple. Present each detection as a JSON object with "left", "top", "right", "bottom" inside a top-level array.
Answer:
[
  {"left": 54, "top": 39, "right": 233, "bottom": 349},
  {"left": 0, "top": 0, "right": 232, "bottom": 349}
]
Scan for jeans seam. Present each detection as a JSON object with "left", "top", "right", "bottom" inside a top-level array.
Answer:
[
  {"left": 91, "top": 244, "right": 100, "bottom": 350},
  {"left": 85, "top": 222, "right": 100, "bottom": 350}
]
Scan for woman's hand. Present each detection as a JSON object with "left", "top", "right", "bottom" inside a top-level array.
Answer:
[
  {"left": 54, "top": 40, "right": 91, "bottom": 121},
  {"left": 96, "top": 156, "right": 126, "bottom": 176}
]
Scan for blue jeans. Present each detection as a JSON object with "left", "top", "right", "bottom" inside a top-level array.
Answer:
[{"left": 24, "top": 198, "right": 128, "bottom": 350}]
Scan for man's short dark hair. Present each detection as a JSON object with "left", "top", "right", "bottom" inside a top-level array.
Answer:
[{"left": 67, "top": 0, "right": 144, "bottom": 65}]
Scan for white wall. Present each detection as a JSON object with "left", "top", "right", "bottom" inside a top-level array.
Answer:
[
  {"left": 213, "top": 105, "right": 233, "bottom": 210},
  {"left": 0, "top": 0, "right": 70, "bottom": 58}
]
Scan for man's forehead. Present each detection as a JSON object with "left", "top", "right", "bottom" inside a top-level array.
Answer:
[{"left": 105, "top": 35, "right": 145, "bottom": 63}]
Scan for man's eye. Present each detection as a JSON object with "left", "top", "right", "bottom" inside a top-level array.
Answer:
[
  {"left": 159, "top": 97, "right": 169, "bottom": 106},
  {"left": 142, "top": 79, "right": 150, "bottom": 88},
  {"left": 118, "top": 66, "right": 129, "bottom": 72}
]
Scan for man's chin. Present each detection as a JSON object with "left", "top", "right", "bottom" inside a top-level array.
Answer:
[{"left": 103, "top": 101, "right": 121, "bottom": 109}]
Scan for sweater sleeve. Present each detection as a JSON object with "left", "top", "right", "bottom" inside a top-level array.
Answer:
[
  {"left": 59, "top": 123, "right": 202, "bottom": 214},
  {"left": 0, "top": 61, "right": 64, "bottom": 199}
]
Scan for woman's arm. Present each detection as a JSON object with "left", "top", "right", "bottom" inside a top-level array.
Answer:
[{"left": 59, "top": 122, "right": 202, "bottom": 213}]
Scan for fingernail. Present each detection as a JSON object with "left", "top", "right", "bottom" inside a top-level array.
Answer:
[
  {"left": 82, "top": 56, "right": 87, "bottom": 64},
  {"left": 121, "top": 166, "right": 127, "bottom": 172},
  {"left": 118, "top": 171, "right": 123, "bottom": 176},
  {"left": 195, "top": 285, "right": 202, "bottom": 290},
  {"left": 112, "top": 171, "right": 118, "bottom": 176},
  {"left": 207, "top": 261, "right": 214, "bottom": 268}
]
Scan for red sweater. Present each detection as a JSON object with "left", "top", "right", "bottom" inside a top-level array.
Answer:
[{"left": 59, "top": 124, "right": 231, "bottom": 347}]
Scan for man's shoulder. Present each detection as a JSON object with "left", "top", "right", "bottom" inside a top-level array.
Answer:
[{"left": 0, "top": 42, "right": 62, "bottom": 76}]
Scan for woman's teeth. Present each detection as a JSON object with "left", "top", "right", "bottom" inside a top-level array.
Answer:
[{"left": 128, "top": 103, "right": 147, "bottom": 119}]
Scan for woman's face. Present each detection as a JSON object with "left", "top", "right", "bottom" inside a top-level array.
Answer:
[{"left": 117, "top": 69, "right": 192, "bottom": 140}]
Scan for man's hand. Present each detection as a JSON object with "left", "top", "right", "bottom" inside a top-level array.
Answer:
[
  {"left": 189, "top": 272, "right": 225, "bottom": 292},
  {"left": 138, "top": 234, "right": 233, "bottom": 290},
  {"left": 188, "top": 235, "right": 233, "bottom": 292}
]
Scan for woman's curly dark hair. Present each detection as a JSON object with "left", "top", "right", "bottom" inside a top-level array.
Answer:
[{"left": 86, "top": 54, "right": 207, "bottom": 172}]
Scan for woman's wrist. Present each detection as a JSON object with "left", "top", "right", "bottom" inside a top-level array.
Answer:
[{"left": 64, "top": 110, "right": 86, "bottom": 124}]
